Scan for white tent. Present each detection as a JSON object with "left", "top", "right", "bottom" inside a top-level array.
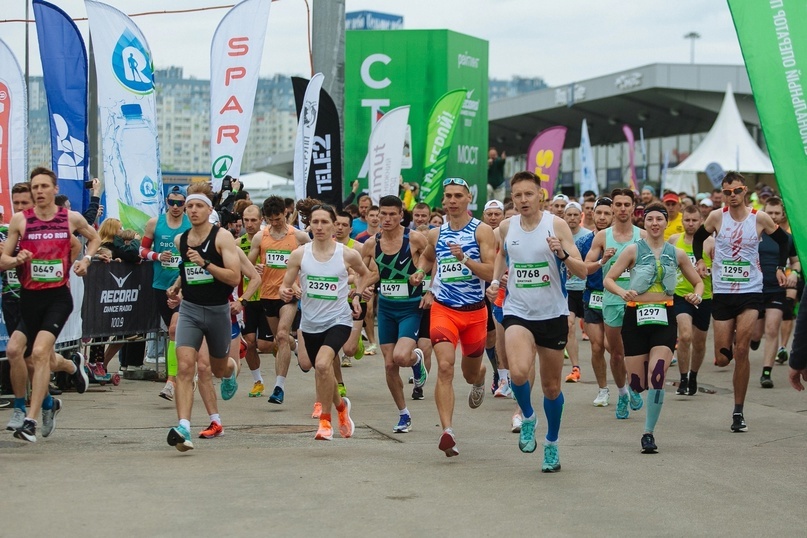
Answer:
[{"left": 664, "top": 83, "right": 773, "bottom": 195}]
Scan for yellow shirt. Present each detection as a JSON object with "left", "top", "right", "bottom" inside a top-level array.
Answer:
[{"left": 664, "top": 213, "right": 684, "bottom": 241}]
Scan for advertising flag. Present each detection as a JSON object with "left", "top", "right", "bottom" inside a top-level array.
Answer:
[
  {"left": 292, "top": 76, "right": 343, "bottom": 208},
  {"left": 579, "top": 119, "right": 598, "bottom": 195},
  {"left": 728, "top": 0, "right": 807, "bottom": 257},
  {"left": 210, "top": 0, "right": 272, "bottom": 190},
  {"left": 368, "top": 105, "right": 410, "bottom": 204},
  {"left": 33, "top": 0, "right": 90, "bottom": 213},
  {"left": 85, "top": 0, "right": 163, "bottom": 233},
  {"left": 622, "top": 124, "right": 638, "bottom": 192},
  {"left": 527, "top": 126, "right": 567, "bottom": 197},
  {"left": 420, "top": 89, "right": 467, "bottom": 208},
  {"left": 0, "top": 38, "right": 27, "bottom": 216}
]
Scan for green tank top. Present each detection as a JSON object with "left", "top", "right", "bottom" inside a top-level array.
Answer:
[
  {"left": 603, "top": 226, "right": 642, "bottom": 306},
  {"left": 674, "top": 234, "right": 712, "bottom": 299},
  {"left": 239, "top": 234, "right": 261, "bottom": 302}
]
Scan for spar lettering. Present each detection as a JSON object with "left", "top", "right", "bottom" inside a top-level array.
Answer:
[{"left": 215, "top": 36, "right": 251, "bottom": 145}]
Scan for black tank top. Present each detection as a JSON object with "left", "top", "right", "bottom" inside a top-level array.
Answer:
[
  {"left": 179, "top": 226, "right": 232, "bottom": 306},
  {"left": 375, "top": 229, "right": 422, "bottom": 301}
]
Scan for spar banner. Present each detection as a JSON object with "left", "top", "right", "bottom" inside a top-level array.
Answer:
[
  {"left": 368, "top": 105, "right": 410, "bottom": 204},
  {"left": 81, "top": 262, "right": 159, "bottom": 337},
  {"left": 728, "top": 0, "right": 807, "bottom": 257},
  {"left": 622, "top": 124, "right": 639, "bottom": 192},
  {"left": 420, "top": 89, "right": 467, "bottom": 208},
  {"left": 33, "top": 0, "right": 90, "bottom": 214},
  {"left": 0, "top": 38, "right": 27, "bottom": 216},
  {"left": 85, "top": 0, "right": 163, "bottom": 233},
  {"left": 292, "top": 76, "right": 343, "bottom": 208},
  {"left": 210, "top": 0, "right": 272, "bottom": 190},
  {"left": 579, "top": 119, "right": 598, "bottom": 195},
  {"left": 526, "top": 126, "right": 567, "bottom": 197}
]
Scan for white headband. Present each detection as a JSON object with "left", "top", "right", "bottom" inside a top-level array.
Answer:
[{"left": 186, "top": 194, "right": 212, "bottom": 207}]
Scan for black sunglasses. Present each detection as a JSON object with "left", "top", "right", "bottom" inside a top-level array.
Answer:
[
  {"left": 722, "top": 187, "right": 745, "bottom": 196},
  {"left": 594, "top": 197, "right": 612, "bottom": 208},
  {"left": 167, "top": 199, "right": 185, "bottom": 207}
]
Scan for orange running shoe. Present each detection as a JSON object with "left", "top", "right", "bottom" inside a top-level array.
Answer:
[
  {"left": 565, "top": 367, "right": 581, "bottom": 383},
  {"left": 199, "top": 421, "right": 223, "bottom": 438},
  {"left": 315, "top": 419, "right": 333, "bottom": 440},
  {"left": 311, "top": 402, "right": 322, "bottom": 419},
  {"left": 337, "top": 397, "right": 355, "bottom": 438}
]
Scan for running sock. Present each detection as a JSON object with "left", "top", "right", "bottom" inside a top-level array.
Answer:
[
  {"left": 321, "top": 413, "right": 332, "bottom": 423},
  {"left": 511, "top": 381, "right": 534, "bottom": 419},
  {"left": 644, "top": 389, "right": 664, "bottom": 434},
  {"left": 399, "top": 407, "right": 410, "bottom": 417},
  {"left": 250, "top": 368, "right": 262, "bottom": 383},
  {"left": 497, "top": 369, "right": 509, "bottom": 384},
  {"left": 762, "top": 366, "right": 772, "bottom": 378},
  {"left": 167, "top": 340, "right": 178, "bottom": 377},
  {"left": 42, "top": 394, "right": 53, "bottom": 410},
  {"left": 618, "top": 385, "right": 629, "bottom": 396},
  {"left": 210, "top": 413, "right": 221, "bottom": 425},
  {"left": 733, "top": 404, "right": 744, "bottom": 415},
  {"left": 485, "top": 346, "right": 498, "bottom": 370},
  {"left": 14, "top": 398, "right": 25, "bottom": 411},
  {"left": 335, "top": 400, "right": 346, "bottom": 412},
  {"left": 179, "top": 418, "right": 191, "bottom": 432},
  {"left": 543, "top": 393, "right": 564, "bottom": 443},
  {"left": 275, "top": 376, "right": 286, "bottom": 390}
]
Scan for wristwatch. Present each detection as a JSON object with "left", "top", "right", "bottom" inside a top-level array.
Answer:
[
  {"left": 203, "top": 259, "right": 211, "bottom": 269},
  {"left": 558, "top": 250, "right": 570, "bottom": 261},
  {"left": 459, "top": 253, "right": 471, "bottom": 265}
]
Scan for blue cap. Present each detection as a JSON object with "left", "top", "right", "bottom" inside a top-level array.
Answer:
[
  {"left": 641, "top": 185, "right": 656, "bottom": 196},
  {"left": 121, "top": 103, "right": 143, "bottom": 118}
]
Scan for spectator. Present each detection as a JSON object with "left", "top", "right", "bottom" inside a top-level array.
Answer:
[{"left": 488, "top": 147, "right": 506, "bottom": 202}]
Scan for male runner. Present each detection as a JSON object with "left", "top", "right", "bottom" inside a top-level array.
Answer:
[
  {"left": 563, "top": 201, "right": 592, "bottom": 383},
  {"left": 693, "top": 172, "right": 789, "bottom": 432},
  {"left": 488, "top": 171, "right": 587, "bottom": 472},
  {"left": 483, "top": 199, "right": 507, "bottom": 395},
  {"left": 248, "top": 195, "right": 310, "bottom": 404},
  {"left": 362, "top": 195, "right": 428, "bottom": 433},
  {"left": 1, "top": 167, "right": 99, "bottom": 442},
  {"left": 165, "top": 184, "right": 242, "bottom": 452},
  {"left": 419, "top": 177, "right": 495, "bottom": 457}
]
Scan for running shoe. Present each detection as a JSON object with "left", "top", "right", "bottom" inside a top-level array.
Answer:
[
  {"left": 71, "top": 352, "right": 88, "bottom": 394},
  {"left": 687, "top": 377, "right": 698, "bottom": 396},
  {"left": 565, "top": 367, "right": 581, "bottom": 383},
  {"left": 494, "top": 379, "right": 513, "bottom": 398},
  {"left": 315, "top": 419, "right": 333, "bottom": 440},
  {"left": 220, "top": 365, "right": 239, "bottom": 401},
  {"left": 338, "top": 383, "right": 347, "bottom": 398},
  {"left": 629, "top": 388, "right": 643, "bottom": 411},
  {"left": 492, "top": 369, "right": 500, "bottom": 395},
  {"left": 438, "top": 429, "right": 459, "bottom": 457},
  {"left": 167, "top": 425, "right": 194, "bottom": 452},
  {"left": 670, "top": 356, "right": 678, "bottom": 366},
  {"left": 760, "top": 375, "right": 774, "bottom": 389},
  {"left": 41, "top": 399, "right": 62, "bottom": 438},
  {"left": 593, "top": 387, "right": 610, "bottom": 407},
  {"left": 563, "top": 348, "right": 569, "bottom": 359},
  {"left": 199, "top": 421, "right": 224, "bottom": 439},
  {"left": 413, "top": 349, "right": 428, "bottom": 389},
  {"left": 408, "top": 375, "right": 414, "bottom": 384},
  {"left": 159, "top": 381, "right": 175, "bottom": 401},
  {"left": 248, "top": 381, "right": 265, "bottom": 398},
  {"left": 393, "top": 413, "right": 411, "bottom": 433},
  {"left": 519, "top": 414, "right": 537, "bottom": 453},
  {"left": 341, "top": 355, "right": 352, "bottom": 368},
  {"left": 776, "top": 346, "right": 789, "bottom": 364},
  {"left": 14, "top": 419, "right": 37, "bottom": 443},
  {"left": 311, "top": 402, "right": 322, "bottom": 419},
  {"left": 412, "top": 386, "right": 424, "bottom": 400},
  {"left": 6, "top": 408, "right": 26, "bottom": 431},
  {"left": 750, "top": 339, "right": 761, "bottom": 351},
  {"left": 468, "top": 382, "right": 485, "bottom": 409},
  {"left": 364, "top": 343, "right": 377, "bottom": 356},
  {"left": 541, "top": 443, "right": 561, "bottom": 472},
  {"left": 511, "top": 411, "right": 523, "bottom": 433},
  {"left": 337, "top": 397, "right": 355, "bottom": 438},
  {"left": 268, "top": 386, "right": 285, "bottom": 404},
  {"left": 731, "top": 413, "right": 748, "bottom": 433},
  {"left": 676, "top": 378, "right": 689, "bottom": 395},
  {"left": 641, "top": 433, "right": 657, "bottom": 454},
  {"left": 355, "top": 338, "right": 365, "bottom": 360},
  {"left": 616, "top": 393, "right": 629, "bottom": 419}
]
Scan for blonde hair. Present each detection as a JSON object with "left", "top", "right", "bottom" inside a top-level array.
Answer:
[{"left": 98, "top": 218, "right": 122, "bottom": 243}]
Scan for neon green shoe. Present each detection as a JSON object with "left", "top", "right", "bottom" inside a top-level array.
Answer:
[
  {"left": 338, "top": 382, "right": 347, "bottom": 398},
  {"left": 248, "top": 381, "right": 265, "bottom": 398},
  {"left": 355, "top": 337, "right": 365, "bottom": 360}
]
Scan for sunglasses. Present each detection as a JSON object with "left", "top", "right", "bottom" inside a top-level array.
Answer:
[
  {"left": 311, "top": 204, "right": 335, "bottom": 212},
  {"left": 633, "top": 208, "right": 645, "bottom": 217},
  {"left": 167, "top": 199, "right": 185, "bottom": 207},
  {"left": 443, "top": 177, "right": 469, "bottom": 188},
  {"left": 594, "top": 197, "right": 612, "bottom": 208},
  {"left": 722, "top": 187, "right": 745, "bottom": 196}
]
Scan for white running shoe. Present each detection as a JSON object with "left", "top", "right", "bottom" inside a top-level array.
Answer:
[
  {"left": 511, "top": 411, "right": 523, "bottom": 433},
  {"left": 593, "top": 387, "right": 610, "bottom": 407}
]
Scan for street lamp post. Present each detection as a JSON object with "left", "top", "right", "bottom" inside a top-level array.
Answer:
[{"left": 684, "top": 31, "right": 701, "bottom": 64}]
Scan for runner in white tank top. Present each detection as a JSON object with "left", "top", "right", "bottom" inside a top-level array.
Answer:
[
  {"left": 487, "top": 171, "right": 587, "bottom": 473},
  {"left": 693, "top": 173, "right": 789, "bottom": 433}
]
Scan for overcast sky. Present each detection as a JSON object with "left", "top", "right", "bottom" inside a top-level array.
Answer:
[{"left": 1, "top": 0, "right": 744, "bottom": 86}]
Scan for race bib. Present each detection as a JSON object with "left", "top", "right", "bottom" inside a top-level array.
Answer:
[
  {"left": 161, "top": 254, "right": 181, "bottom": 268},
  {"left": 720, "top": 260, "right": 751, "bottom": 283},
  {"left": 439, "top": 257, "right": 472, "bottom": 283},
  {"left": 184, "top": 263, "right": 214, "bottom": 285},
  {"left": 588, "top": 291, "right": 603, "bottom": 310},
  {"left": 636, "top": 303, "right": 668, "bottom": 326},
  {"left": 513, "top": 262, "right": 550, "bottom": 288},
  {"left": 617, "top": 269, "right": 631, "bottom": 282},
  {"left": 265, "top": 249, "right": 291, "bottom": 269},
  {"left": 380, "top": 279, "right": 409, "bottom": 300},
  {"left": 31, "top": 259, "right": 63, "bottom": 282},
  {"left": 422, "top": 276, "right": 432, "bottom": 294},
  {"left": 688, "top": 254, "right": 697, "bottom": 267},
  {"left": 307, "top": 276, "right": 338, "bottom": 300},
  {"left": 5, "top": 269, "right": 20, "bottom": 288}
]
